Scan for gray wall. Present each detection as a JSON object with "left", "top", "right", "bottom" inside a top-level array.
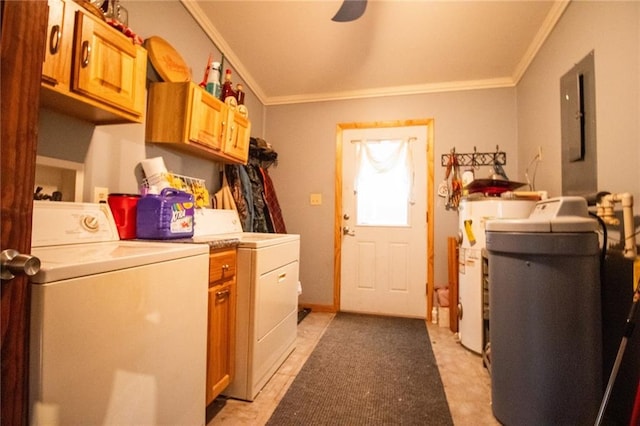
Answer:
[
  {"left": 266, "top": 89, "right": 519, "bottom": 306},
  {"left": 517, "top": 1, "right": 640, "bottom": 199},
  {"left": 516, "top": 0, "right": 640, "bottom": 250}
]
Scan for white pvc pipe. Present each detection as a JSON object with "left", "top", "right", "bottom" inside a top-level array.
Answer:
[{"left": 601, "top": 193, "right": 637, "bottom": 259}]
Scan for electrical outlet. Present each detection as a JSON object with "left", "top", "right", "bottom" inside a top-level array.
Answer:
[
  {"left": 309, "top": 193, "right": 322, "bottom": 206},
  {"left": 537, "top": 146, "right": 543, "bottom": 161},
  {"left": 93, "top": 187, "right": 109, "bottom": 203}
]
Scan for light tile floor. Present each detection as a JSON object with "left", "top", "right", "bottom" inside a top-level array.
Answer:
[{"left": 207, "top": 312, "right": 499, "bottom": 426}]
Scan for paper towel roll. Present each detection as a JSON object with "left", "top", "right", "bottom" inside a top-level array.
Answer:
[{"left": 140, "top": 157, "right": 168, "bottom": 178}]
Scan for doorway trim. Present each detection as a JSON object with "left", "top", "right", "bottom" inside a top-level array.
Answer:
[{"left": 334, "top": 119, "right": 435, "bottom": 320}]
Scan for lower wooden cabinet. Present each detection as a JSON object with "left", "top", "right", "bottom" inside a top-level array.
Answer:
[{"left": 207, "top": 247, "right": 237, "bottom": 405}]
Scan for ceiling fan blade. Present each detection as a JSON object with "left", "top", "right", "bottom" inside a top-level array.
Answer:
[{"left": 331, "top": 0, "right": 367, "bottom": 22}]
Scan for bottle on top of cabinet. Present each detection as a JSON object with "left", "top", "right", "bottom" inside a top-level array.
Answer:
[
  {"left": 206, "top": 61, "right": 221, "bottom": 98},
  {"left": 220, "top": 69, "right": 236, "bottom": 102},
  {"left": 236, "top": 84, "right": 245, "bottom": 105}
]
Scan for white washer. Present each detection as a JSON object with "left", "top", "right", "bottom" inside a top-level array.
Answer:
[
  {"left": 29, "top": 201, "right": 209, "bottom": 426},
  {"left": 191, "top": 209, "right": 300, "bottom": 401},
  {"left": 457, "top": 197, "right": 535, "bottom": 354}
]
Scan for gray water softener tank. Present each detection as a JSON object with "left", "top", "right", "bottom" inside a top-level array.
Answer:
[{"left": 485, "top": 196, "right": 602, "bottom": 426}]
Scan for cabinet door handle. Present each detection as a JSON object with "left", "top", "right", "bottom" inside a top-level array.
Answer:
[
  {"left": 42, "top": 75, "right": 58, "bottom": 86},
  {"left": 81, "top": 41, "right": 91, "bottom": 68},
  {"left": 278, "top": 273, "right": 287, "bottom": 282},
  {"left": 227, "top": 123, "right": 235, "bottom": 144},
  {"left": 49, "top": 24, "right": 61, "bottom": 55},
  {"left": 221, "top": 264, "right": 230, "bottom": 271},
  {"left": 216, "top": 289, "right": 230, "bottom": 298}
]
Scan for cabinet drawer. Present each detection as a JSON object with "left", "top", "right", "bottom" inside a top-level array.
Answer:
[{"left": 209, "top": 249, "right": 236, "bottom": 284}]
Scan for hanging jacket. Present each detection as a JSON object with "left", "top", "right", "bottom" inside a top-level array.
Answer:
[
  {"left": 245, "top": 157, "right": 271, "bottom": 233},
  {"left": 225, "top": 164, "right": 254, "bottom": 231},
  {"left": 260, "top": 167, "right": 287, "bottom": 233}
]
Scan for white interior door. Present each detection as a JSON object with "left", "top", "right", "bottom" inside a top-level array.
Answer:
[{"left": 340, "top": 126, "right": 427, "bottom": 318}]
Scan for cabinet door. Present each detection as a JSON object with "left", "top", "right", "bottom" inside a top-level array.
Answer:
[
  {"left": 207, "top": 280, "right": 236, "bottom": 404},
  {"left": 42, "top": 0, "right": 73, "bottom": 88},
  {"left": 189, "top": 88, "right": 225, "bottom": 150},
  {"left": 223, "top": 109, "right": 252, "bottom": 163},
  {"left": 72, "top": 9, "right": 146, "bottom": 116}
]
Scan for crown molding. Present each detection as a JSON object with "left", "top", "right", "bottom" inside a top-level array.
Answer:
[
  {"left": 180, "top": 0, "right": 269, "bottom": 105},
  {"left": 263, "top": 78, "right": 516, "bottom": 106},
  {"left": 512, "top": 0, "right": 571, "bottom": 84}
]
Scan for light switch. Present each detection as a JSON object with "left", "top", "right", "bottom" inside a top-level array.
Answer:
[{"left": 309, "top": 193, "right": 322, "bottom": 205}]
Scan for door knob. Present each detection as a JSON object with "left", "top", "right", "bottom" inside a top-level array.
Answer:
[
  {"left": 342, "top": 226, "right": 355, "bottom": 236},
  {"left": 1, "top": 249, "right": 41, "bottom": 280}
]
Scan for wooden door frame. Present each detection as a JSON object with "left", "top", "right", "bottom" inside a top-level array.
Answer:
[
  {"left": 1, "top": 2, "right": 48, "bottom": 425},
  {"left": 333, "top": 119, "right": 435, "bottom": 321}
]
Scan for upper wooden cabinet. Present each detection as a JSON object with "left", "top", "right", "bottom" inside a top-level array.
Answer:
[
  {"left": 41, "top": 0, "right": 147, "bottom": 124},
  {"left": 146, "top": 81, "right": 251, "bottom": 164},
  {"left": 223, "top": 108, "right": 251, "bottom": 163}
]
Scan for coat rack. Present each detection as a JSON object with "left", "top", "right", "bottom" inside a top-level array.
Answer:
[{"left": 441, "top": 146, "right": 507, "bottom": 167}]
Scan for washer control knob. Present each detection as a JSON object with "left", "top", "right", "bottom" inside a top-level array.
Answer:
[{"left": 81, "top": 214, "right": 100, "bottom": 232}]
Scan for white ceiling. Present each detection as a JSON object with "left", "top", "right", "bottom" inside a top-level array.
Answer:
[{"left": 182, "top": 0, "right": 570, "bottom": 105}]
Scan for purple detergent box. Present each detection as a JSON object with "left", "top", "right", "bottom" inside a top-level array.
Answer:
[{"left": 136, "top": 188, "right": 195, "bottom": 239}]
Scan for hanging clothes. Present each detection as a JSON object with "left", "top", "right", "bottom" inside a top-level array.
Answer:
[
  {"left": 225, "top": 164, "right": 254, "bottom": 231},
  {"left": 226, "top": 137, "right": 288, "bottom": 233},
  {"left": 213, "top": 169, "right": 237, "bottom": 210},
  {"left": 245, "top": 156, "right": 271, "bottom": 233},
  {"left": 260, "top": 167, "right": 287, "bottom": 233}
]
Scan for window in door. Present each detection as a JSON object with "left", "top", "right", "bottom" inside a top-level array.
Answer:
[{"left": 354, "top": 138, "right": 414, "bottom": 227}]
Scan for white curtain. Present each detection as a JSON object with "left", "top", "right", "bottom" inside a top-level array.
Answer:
[{"left": 354, "top": 138, "right": 415, "bottom": 225}]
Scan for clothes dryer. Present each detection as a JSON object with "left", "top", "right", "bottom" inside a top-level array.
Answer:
[{"left": 190, "top": 209, "right": 301, "bottom": 401}]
